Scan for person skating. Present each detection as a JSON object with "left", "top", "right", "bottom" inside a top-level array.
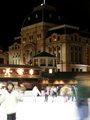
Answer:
[{"left": 0, "top": 81, "right": 23, "bottom": 120}]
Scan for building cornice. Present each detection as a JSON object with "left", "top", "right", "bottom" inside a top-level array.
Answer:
[
  {"left": 49, "top": 24, "right": 79, "bottom": 31},
  {"left": 21, "top": 22, "right": 56, "bottom": 31}
]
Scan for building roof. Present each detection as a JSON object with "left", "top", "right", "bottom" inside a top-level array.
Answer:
[
  {"left": 33, "top": 4, "right": 56, "bottom": 12},
  {"left": 33, "top": 51, "right": 56, "bottom": 57},
  {"left": 22, "top": 4, "right": 61, "bottom": 27}
]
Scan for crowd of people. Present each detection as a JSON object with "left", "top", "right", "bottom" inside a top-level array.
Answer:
[
  {"left": 43, "top": 85, "right": 77, "bottom": 102},
  {"left": 0, "top": 81, "right": 90, "bottom": 120}
]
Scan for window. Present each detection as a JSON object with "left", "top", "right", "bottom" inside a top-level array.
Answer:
[
  {"left": 15, "top": 45, "right": 17, "bottom": 49},
  {"left": 34, "top": 59, "right": 38, "bottom": 66},
  {"left": 80, "top": 69, "right": 82, "bottom": 72},
  {"left": 74, "top": 35, "right": 78, "bottom": 41},
  {"left": 37, "top": 34, "right": 41, "bottom": 40},
  {"left": 76, "top": 68, "right": 79, "bottom": 72},
  {"left": 48, "top": 47, "right": 52, "bottom": 53},
  {"left": 57, "top": 36, "right": 60, "bottom": 41},
  {"left": 53, "top": 35, "right": 57, "bottom": 41},
  {"left": 57, "top": 69, "right": 60, "bottom": 72},
  {"left": 38, "top": 50, "right": 41, "bottom": 53},
  {"left": 86, "top": 39, "right": 88, "bottom": 44},
  {"left": 79, "top": 53, "right": 82, "bottom": 64},
  {"left": 49, "top": 38, "right": 52, "bottom": 42},
  {"left": 28, "top": 17, "right": 30, "bottom": 21},
  {"left": 35, "top": 14, "right": 38, "bottom": 18},
  {"left": 75, "top": 52, "right": 78, "bottom": 63},
  {"left": 71, "top": 52, "right": 74, "bottom": 63},
  {"left": 48, "top": 59, "right": 53, "bottom": 66},
  {"left": 23, "top": 37, "right": 26, "bottom": 43},
  {"left": 57, "top": 46, "right": 60, "bottom": 50},
  {"left": 29, "top": 35, "right": 33, "bottom": 41},
  {"left": 0, "top": 58, "right": 4, "bottom": 64},
  {"left": 72, "top": 68, "right": 74, "bottom": 72},
  {"left": 71, "top": 36, "right": 73, "bottom": 41},
  {"left": 12, "top": 47, "right": 14, "bottom": 50},
  {"left": 79, "top": 37, "right": 81, "bottom": 42},
  {"left": 40, "top": 59, "right": 46, "bottom": 66},
  {"left": 71, "top": 46, "right": 73, "bottom": 51}
]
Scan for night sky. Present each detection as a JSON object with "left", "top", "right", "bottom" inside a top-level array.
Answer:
[{"left": 0, "top": 0, "right": 90, "bottom": 51}]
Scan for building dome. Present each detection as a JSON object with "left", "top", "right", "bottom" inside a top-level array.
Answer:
[{"left": 22, "top": 4, "right": 61, "bottom": 28}]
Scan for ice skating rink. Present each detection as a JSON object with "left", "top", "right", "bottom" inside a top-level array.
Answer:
[{"left": 0, "top": 96, "right": 90, "bottom": 120}]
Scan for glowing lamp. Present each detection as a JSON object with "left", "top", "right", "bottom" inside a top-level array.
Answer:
[{"left": 29, "top": 69, "right": 33, "bottom": 75}]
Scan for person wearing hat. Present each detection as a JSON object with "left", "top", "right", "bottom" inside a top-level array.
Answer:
[{"left": 0, "top": 81, "right": 23, "bottom": 120}]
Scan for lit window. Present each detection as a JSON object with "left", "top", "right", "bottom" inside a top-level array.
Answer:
[
  {"left": 28, "top": 17, "right": 30, "bottom": 21},
  {"left": 29, "top": 69, "right": 34, "bottom": 75},
  {"left": 35, "top": 14, "right": 38, "bottom": 18},
  {"left": 58, "top": 16, "right": 61, "bottom": 20},
  {"left": 49, "top": 69, "right": 53, "bottom": 74}
]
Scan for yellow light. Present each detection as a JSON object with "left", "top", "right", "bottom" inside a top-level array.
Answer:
[
  {"left": 53, "top": 80, "right": 64, "bottom": 84},
  {"left": 59, "top": 80, "right": 64, "bottom": 84},
  {"left": 42, "top": 80, "right": 49, "bottom": 84},
  {"left": 54, "top": 80, "right": 59, "bottom": 84},
  {"left": 29, "top": 69, "right": 34, "bottom": 75}
]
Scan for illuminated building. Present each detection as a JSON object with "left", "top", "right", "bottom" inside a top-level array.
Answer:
[
  {"left": 8, "top": 3, "right": 90, "bottom": 72},
  {"left": 0, "top": 3, "right": 89, "bottom": 88}
]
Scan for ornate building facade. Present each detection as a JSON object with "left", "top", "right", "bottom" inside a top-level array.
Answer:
[{"left": 8, "top": 3, "right": 90, "bottom": 72}]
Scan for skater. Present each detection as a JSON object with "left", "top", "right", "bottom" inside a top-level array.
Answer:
[
  {"left": 60, "top": 85, "right": 73, "bottom": 102},
  {"left": 32, "top": 85, "right": 41, "bottom": 102},
  {"left": 76, "top": 80, "right": 90, "bottom": 120},
  {"left": 0, "top": 81, "right": 23, "bottom": 120},
  {"left": 50, "top": 86, "right": 57, "bottom": 102},
  {"left": 44, "top": 86, "right": 50, "bottom": 102}
]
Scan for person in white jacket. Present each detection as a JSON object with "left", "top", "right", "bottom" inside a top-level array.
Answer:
[
  {"left": 0, "top": 81, "right": 23, "bottom": 120},
  {"left": 32, "top": 85, "right": 41, "bottom": 102}
]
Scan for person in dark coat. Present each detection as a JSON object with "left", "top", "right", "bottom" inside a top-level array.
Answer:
[{"left": 76, "top": 80, "right": 90, "bottom": 120}]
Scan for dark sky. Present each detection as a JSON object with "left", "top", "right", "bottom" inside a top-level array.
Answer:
[{"left": 0, "top": 0, "right": 90, "bottom": 51}]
